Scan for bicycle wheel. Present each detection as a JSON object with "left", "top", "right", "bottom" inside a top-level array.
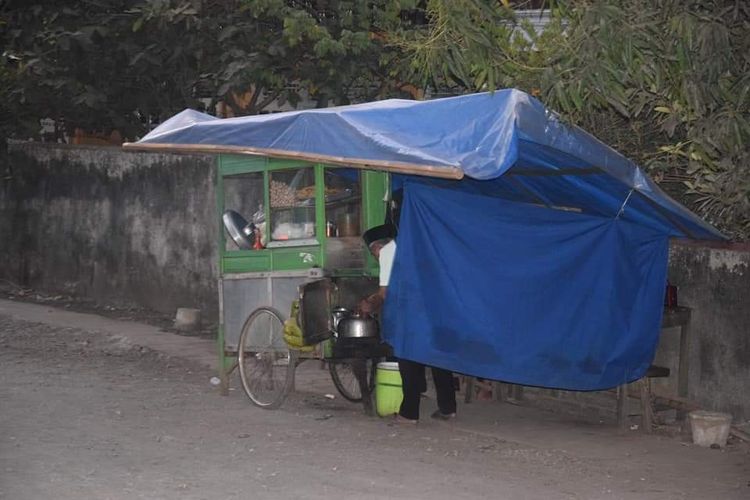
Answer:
[
  {"left": 238, "top": 307, "right": 296, "bottom": 409},
  {"left": 329, "top": 358, "right": 376, "bottom": 403}
]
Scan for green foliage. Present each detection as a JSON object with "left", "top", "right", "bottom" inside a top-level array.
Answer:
[
  {"left": 1, "top": 1, "right": 142, "bottom": 138},
  {"left": 237, "top": 0, "right": 417, "bottom": 108},
  {"left": 3, "top": 0, "right": 746, "bottom": 238},
  {"left": 0, "top": 0, "right": 415, "bottom": 139},
  {"left": 397, "top": 0, "right": 750, "bottom": 240}
]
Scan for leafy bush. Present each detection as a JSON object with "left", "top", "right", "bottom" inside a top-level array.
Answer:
[{"left": 396, "top": 0, "right": 750, "bottom": 240}]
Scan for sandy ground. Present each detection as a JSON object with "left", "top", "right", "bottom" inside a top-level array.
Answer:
[{"left": 0, "top": 313, "right": 748, "bottom": 500}]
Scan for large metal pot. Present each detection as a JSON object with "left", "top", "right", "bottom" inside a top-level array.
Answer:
[{"left": 336, "top": 312, "right": 379, "bottom": 340}]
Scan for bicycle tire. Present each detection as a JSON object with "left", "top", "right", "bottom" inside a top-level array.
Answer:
[
  {"left": 329, "top": 358, "right": 376, "bottom": 403},
  {"left": 237, "top": 307, "right": 296, "bottom": 409}
]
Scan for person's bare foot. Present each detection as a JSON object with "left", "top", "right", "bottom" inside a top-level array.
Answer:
[
  {"left": 430, "top": 410, "right": 456, "bottom": 421},
  {"left": 390, "top": 414, "right": 418, "bottom": 425}
]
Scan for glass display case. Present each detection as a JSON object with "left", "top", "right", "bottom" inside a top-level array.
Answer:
[
  {"left": 268, "top": 167, "right": 316, "bottom": 246},
  {"left": 217, "top": 155, "right": 388, "bottom": 276},
  {"left": 324, "top": 168, "right": 362, "bottom": 238},
  {"left": 222, "top": 171, "right": 264, "bottom": 250}
]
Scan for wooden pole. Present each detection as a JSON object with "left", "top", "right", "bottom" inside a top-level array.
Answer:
[{"left": 122, "top": 142, "right": 465, "bottom": 180}]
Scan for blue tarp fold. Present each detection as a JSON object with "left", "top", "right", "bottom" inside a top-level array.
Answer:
[{"left": 135, "top": 89, "right": 724, "bottom": 240}]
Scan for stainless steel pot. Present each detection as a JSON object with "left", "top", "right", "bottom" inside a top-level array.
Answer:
[{"left": 336, "top": 312, "right": 379, "bottom": 340}]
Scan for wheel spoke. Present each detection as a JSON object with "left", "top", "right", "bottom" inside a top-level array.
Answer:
[
  {"left": 238, "top": 308, "right": 294, "bottom": 408},
  {"left": 338, "top": 364, "right": 361, "bottom": 398},
  {"left": 330, "top": 359, "right": 376, "bottom": 403}
]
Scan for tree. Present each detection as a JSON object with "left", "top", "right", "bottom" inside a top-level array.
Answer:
[
  {"left": 1, "top": 1, "right": 154, "bottom": 140},
  {"left": 395, "top": 0, "right": 750, "bottom": 239},
  {"left": 0, "top": 0, "right": 417, "bottom": 140},
  {"left": 214, "top": 0, "right": 417, "bottom": 112}
]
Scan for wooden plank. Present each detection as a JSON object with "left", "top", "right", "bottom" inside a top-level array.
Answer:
[
  {"left": 639, "top": 379, "right": 653, "bottom": 433},
  {"left": 617, "top": 384, "right": 629, "bottom": 432},
  {"left": 123, "top": 142, "right": 464, "bottom": 180},
  {"left": 730, "top": 427, "right": 750, "bottom": 443},
  {"left": 463, "top": 376, "right": 475, "bottom": 404},
  {"left": 651, "top": 394, "right": 701, "bottom": 412}
]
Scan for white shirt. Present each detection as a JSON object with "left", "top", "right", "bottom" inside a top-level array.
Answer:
[{"left": 379, "top": 240, "right": 397, "bottom": 287}]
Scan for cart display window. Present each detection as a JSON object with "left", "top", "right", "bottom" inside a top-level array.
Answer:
[
  {"left": 223, "top": 171, "right": 264, "bottom": 251},
  {"left": 269, "top": 167, "right": 316, "bottom": 245},
  {"left": 324, "top": 169, "right": 361, "bottom": 238}
]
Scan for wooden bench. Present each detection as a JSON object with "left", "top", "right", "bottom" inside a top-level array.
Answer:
[
  {"left": 617, "top": 365, "right": 671, "bottom": 433},
  {"left": 464, "top": 307, "right": 690, "bottom": 433},
  {"left": 464, "top": 365, "right": 670, "bottom": 433},
  {"left": 463, "top": 377, "right": 523, "bottom": 403}
]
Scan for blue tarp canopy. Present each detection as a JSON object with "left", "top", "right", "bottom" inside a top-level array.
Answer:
[{"left": 127, "top": 89, "right": 724, "bottom": 390}]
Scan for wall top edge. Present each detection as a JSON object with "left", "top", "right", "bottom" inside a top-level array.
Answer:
[
  {"left": 671, "top": 238, "right": 750, "bottom": 253},
  {"left": 7, "top": 140, "right": 213, "bottom": 158}
]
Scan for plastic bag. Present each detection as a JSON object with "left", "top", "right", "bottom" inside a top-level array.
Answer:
[
  {"left": 251, "top": 204, "right": 265, "bottom": 224},
  {"left": 283, "top": 301, "right": 314, "bottom": 352}
]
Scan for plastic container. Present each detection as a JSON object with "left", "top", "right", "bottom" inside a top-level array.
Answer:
[
  {"left": 174, "top": 307, "right": 201, "bottom": 331},
  {"left": 688, "top": 410, "right": 732, "bottom": 448},
  {"left": 321, "top": 338, "right": 333, "bottom": 359},
  {"left": 375, "top": 361, "right": 403, "bottom": 417}
]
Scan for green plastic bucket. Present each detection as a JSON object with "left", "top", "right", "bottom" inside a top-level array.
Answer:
[{"left": 375, "top": 361, "right": 403, "bottom": 417}]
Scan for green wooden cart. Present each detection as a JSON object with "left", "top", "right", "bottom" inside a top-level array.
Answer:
[{"left": 216, "top": 154, "right": 391, "bottom": 409}]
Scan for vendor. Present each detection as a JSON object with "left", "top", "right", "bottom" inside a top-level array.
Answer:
[
  {"left": 359, "top": 223, "right": 457, "bottom": 424},
  {"left": 358, "top": 223, "right": 397, "bottom": 315}
]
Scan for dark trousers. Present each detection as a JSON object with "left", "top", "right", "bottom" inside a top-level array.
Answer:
[{"left": 398, "top": 358, "right": 457, "bottom": 420}]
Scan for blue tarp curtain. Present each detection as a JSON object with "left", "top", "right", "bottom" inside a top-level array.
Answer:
[{"left": 383, "top": 181, "right": 669, "bottom": 389}]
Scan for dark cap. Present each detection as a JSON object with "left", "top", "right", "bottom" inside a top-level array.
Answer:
[{"left": 362, "top": 223, "right": 396, "bottom": 247}]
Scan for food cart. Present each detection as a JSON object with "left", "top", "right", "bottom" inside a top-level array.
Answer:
[
  {"left": 215, "top": 155, "right": 393, "bottom": 409},
  {"left": 125, "top": 89, "right": 725, "bottom": 408}
]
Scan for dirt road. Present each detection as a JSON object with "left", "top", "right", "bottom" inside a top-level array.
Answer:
[{"left": 0, "top": 313, "right": 747, "bottom": 499}]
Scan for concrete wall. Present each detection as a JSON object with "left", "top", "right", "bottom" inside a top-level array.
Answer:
[
  {"left": 1, "top": 142, "right": 747, "bottom": 419},
  {"left": 0, "top": 142, "right": 219, "bottom": 319},
  {"left": 666, "top": 242, "right": 750, "bottom": 420}
]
